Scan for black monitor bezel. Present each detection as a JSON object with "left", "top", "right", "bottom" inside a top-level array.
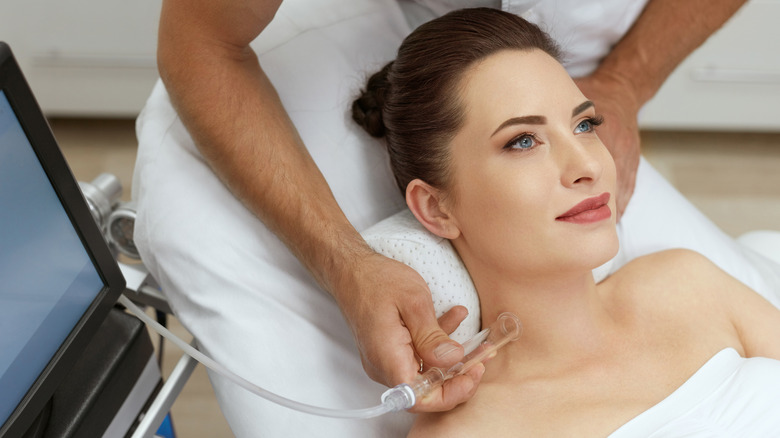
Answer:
[{"left": 0, "top": 42, "right": 126, "bottom": 437}]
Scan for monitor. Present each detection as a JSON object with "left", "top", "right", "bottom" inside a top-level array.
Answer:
[{"left": 0, "top": 42, "right": 126, "bottom": 437}]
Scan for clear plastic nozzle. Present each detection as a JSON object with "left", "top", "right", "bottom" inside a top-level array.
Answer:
[{"left": 383, "top": 312, "right": 522, "bottom": 409}]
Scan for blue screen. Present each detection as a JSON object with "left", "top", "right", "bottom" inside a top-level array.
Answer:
[{"left": 0, "top": 91, "right": 104, "bottom": 425}]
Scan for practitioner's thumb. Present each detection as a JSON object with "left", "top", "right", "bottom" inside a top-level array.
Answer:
[{"left": 409, "top": 313, "right": 464, "bottom": 369}]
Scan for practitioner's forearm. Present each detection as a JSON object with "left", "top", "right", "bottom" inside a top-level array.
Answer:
[
  {"left": 596, "top": 0, "right": 747, "bottom": 106},
  {"left": 158, "top": 0, "right": 373, "bottom": 297},
  {"left": 156, "top": 0, "right": 488, "bottom": 411}
]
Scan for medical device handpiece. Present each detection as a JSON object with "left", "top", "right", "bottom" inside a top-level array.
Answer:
[{"left": 382, "top": 312, "right": 522, "bottom": 410}]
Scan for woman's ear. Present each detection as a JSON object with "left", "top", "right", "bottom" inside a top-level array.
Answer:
[{"left": 406, "top": 179, "right": 460, "bottom": 239}]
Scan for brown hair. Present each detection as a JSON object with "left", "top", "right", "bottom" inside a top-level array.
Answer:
[{"left": 352, "top": 8, "right": 561, "bottom": 195}]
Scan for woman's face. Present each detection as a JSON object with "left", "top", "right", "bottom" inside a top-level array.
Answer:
[{"left": 444, "top": 49, "right": 618, "bottom": 279}]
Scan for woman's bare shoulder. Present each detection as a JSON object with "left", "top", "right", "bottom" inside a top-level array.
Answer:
[
  {"left": 602, "top": 249, "right": 727, "bottom": 313},
  {"left": 616, "top": 248, "right": 715, "bottom": 278},
  {"left": 606, "top": 249, "right": 720, "bottom": 292}
]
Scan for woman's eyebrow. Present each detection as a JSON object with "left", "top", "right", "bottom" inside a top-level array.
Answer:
[
  {"left": 572, "top": 100, "right": 595, "bottom": 117},
  {"left": 490, "top": 101, "right": 595, "bottom": 138},
  {"left": 491, "top": 115, "right": 546, "bottom": 137}
]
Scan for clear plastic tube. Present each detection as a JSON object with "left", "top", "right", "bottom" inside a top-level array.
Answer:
[
  {"left": 119, "top": 294, "right": 520, "bottom": 418},
  {"left": 119, "top": 294, "right": 392, "bottom": 418}
]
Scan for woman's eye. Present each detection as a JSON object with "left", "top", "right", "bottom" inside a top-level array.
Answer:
[
  {"left": 575, "top": 120, "right": 594, "bottom": 133},
  {"left": 505, "top": 134, "right": 537, "bottom": 151},
  {"left": 574, "top": 115, "right": 604, "bottom": 134}
]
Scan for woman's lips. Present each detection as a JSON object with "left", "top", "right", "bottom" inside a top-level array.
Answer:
[{"left": 556, "top": 192, "right": 612, "bottom": 224}]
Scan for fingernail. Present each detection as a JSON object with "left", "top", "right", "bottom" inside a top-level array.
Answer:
[{"left": 434, "top": 343, "right": 460, "bottom": 360}]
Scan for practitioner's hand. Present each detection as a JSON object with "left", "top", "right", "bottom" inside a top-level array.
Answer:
[
  {"left": 409, "top": 305, "right": 486, "bottom": 413},
  {"left": 335, "top": 252, "right": 482, "bottom": 412},
  {"left": 574, "top": 72, "right": 642, "bottom": 219}
]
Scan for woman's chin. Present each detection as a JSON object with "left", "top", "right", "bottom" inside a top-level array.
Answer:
[{"left": 574, "top": 231, "right": 620, "bottom": 271}]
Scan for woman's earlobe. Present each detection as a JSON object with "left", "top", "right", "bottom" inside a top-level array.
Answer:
[{"left": 406, "top": 179, "right": 460, "bottom": 239}]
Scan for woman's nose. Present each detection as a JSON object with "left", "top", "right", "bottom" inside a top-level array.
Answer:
[{"left": 556, "top": 135, "right": 603, "bottom": 187}]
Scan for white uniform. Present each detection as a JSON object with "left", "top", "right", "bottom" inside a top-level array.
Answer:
[{"left": 405, "top": 0, "right": 649, "bottom": 77}]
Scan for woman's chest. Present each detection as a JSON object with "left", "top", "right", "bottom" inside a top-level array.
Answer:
[{"left": 473, "top": 342, "right": 733, "bottom": 437}]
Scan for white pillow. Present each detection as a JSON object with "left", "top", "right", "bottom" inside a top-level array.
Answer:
[
  {"left": 738, "top": 231, "right": 780, "bottom": 265},
  {"left": 361, "top": 210, "right": 481, "bottom": 344}
]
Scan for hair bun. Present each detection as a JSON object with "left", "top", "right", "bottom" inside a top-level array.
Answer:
[{"left": 351, "top": 61, "right": 393, "bottom": 138}]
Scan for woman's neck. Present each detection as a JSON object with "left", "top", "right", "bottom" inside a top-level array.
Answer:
[{"left": 474, "top": 269, "right": 616, "bottom": 363}]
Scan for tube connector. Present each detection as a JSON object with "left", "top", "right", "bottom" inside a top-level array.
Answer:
[{"left": 380, "top": 383, "right": 416, "bottom": 412}]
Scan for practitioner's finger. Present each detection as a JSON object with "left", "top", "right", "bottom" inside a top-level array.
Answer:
[
  {"left": 408, "top": 363, "right": 485, "bottom": 413},
  {"left": 437, "top": 305, "right": 469, "bottom": 336}
]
